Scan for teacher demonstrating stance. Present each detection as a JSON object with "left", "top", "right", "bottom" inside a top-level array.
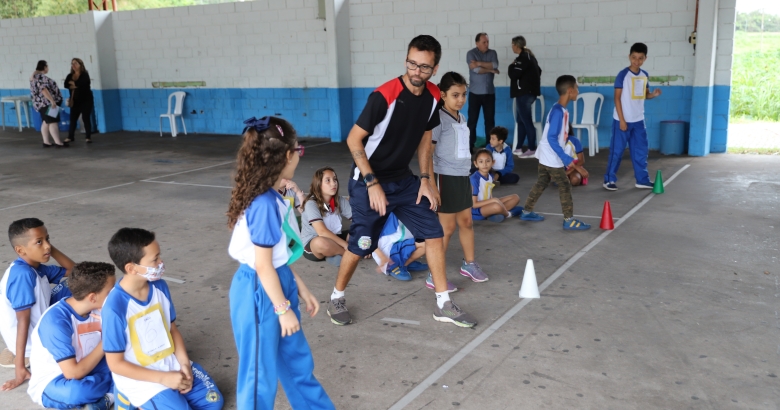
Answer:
[{"left": 327, "top": 35, "right": 477, "bottom": 329}]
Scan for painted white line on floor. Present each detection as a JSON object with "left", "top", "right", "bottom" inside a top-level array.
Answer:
[
  {"left": 389, "top": 164, "right": 691, "bottom": 410},
  {"left": 381, "top": 318, "right": 421, "bottom": 326},
  {"left": 141, "top": 180, "right": 232, "bottom": 189},
  {"left": 0, "top": 182, "right": 136, "bottom": 212},
  {"left": 165, "top": 277, "right": 186, "bottom": 284},
  {"left": 537, "top": 212, "right": 616, "bottom": 220},
  {"left": 143, "top": 160, "right": 236, "bottom": 181}
]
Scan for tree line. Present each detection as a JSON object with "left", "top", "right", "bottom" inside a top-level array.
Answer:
[
  {"left": 736, "top": 11, "right": 780, "bottom": 33},
  {"left": 0, "top": 0, "right": 228, "bottom": 19}
]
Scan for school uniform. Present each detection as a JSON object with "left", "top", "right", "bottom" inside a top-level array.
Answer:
[
  {"left": 372, "top": 213, "right": 416, "bottom": 274},
  {"left": 228, "top": 189, "right": 334, "bottom": 410},
  {"left": 0, "top": 258, "right": 71, "bottom": 357},
  {"left": 469, "top": 172, "right": 497, "bottom": 220},
  {"left": 486, "top": 142, "right": 520, "bottom": 184},
  {"left": 27, "top": 300, "right": 111, "bottom": 408},
  {"left": 604, "top": 67, "right": 652, "bottom": 185},
  {"left": 432, "top": 108, "right": 474, "bottom": 214},
  {"left": 102, "top": 280, "right": 223, "bottom": 410},
  {"left": 300, "top": 196, "right": 352, "bottom": 262}
]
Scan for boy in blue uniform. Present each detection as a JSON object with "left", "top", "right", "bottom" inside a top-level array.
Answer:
[
  {"left": 519, "top": 75, "right": 591, "bottom": 230},
  {"left": 103, "top": 228, "right": 223, "bottom": 410},
  {"left": 603, "top": 42, "right": 662, "bottom": 191},
  {"left": 486, "top": 126, "right": 519, "bottom": 185},
  {"left": 1, "top": 218, "right": 74, "bottom": 391},
  {"left": 27, "top": 261, "right": 116, "bottom": 409}
]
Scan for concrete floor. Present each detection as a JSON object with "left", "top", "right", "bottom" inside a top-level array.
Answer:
[{"left": 0, "top": 129, "right": 778, "bottom": 409}]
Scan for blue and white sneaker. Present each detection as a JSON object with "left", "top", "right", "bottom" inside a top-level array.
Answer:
[
  {"left": 509, "top": 206, "right": 524, "bottom": 218},
  {"left": 407, "top": 260, "right": 429, "bottom": 271},
  {"left": 388, "top": 265, "right": 412, "bottom": 281},
  {"left": 603, "top": 182, "right": 618, "bottom": 191},
  {"left": 487, "top": 214, "right": 505, "bottom": 223},
  {"left": 82, "top": 394, "right": 114, "bottom": 410},
  {"left": 563, "top": 218, "right": 591, "bottom": 230},
  {"left": 520, "top": 211, "right": 545, "bottom": 221},
  {"left": 635, "top": 181, "right": 653, "bottom": 189}
]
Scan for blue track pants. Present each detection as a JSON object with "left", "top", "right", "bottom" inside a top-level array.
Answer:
[{"left": 604, "top": 119, "right": 651, "bottom": 185}]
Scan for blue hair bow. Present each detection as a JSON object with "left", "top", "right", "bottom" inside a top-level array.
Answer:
[{"left": 242, "top": 116, "right": 271, "bottom": 134}]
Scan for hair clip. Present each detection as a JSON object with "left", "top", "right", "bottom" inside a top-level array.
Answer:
[
  {"left": 276, "top": 124, "right": 284, "bottom": 137},
  {"left": 242, "top": 116, "right": 271, "bottom": 134}
]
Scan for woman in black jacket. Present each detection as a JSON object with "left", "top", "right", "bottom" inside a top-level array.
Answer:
[
  {"left": 508, "top": 36, "right": 542, "bottom": 158},
  {"left": 64, "top": 58, "right": 94, "bottom": 143}
]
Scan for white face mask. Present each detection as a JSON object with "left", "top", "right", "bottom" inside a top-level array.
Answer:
[{"left": 135, "top": 261, "right": 165, "bottom": 281}]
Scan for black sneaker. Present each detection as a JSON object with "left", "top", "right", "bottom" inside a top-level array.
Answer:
[
  {"left": 327, "top": 297, "right": 352, "bottom": 325},
  {"left": 603, "top": 182, "right": 618, "bottom": 191},
  {"left": 433, "top": 300, "right": 477, "bottom": 328}
]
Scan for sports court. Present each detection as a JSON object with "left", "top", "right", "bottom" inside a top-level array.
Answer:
[{"left": 1, "top": 130, "right": 777, "bottom": 409}]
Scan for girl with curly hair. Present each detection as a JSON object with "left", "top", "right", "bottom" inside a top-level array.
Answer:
[
  {"left": 226, "top": 116, "right": 334, "bottom": 410},
  {"left": 300, "top": 167, "right": 352, "bottom": 267}
]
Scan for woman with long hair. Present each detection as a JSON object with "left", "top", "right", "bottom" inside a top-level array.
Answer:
[
  {"left": 508, "top": 36, "right": 542, "bottom": 158},
  {"left": 64, "top": 58, "right": 94, "bottom": 143}
]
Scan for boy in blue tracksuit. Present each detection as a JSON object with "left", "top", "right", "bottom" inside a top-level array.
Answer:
[
  {"left": 486, "top": 126, "right": 519, "bottom": 185},
  {"left": 603, "top": 42, "right": 662, "bottom": 191}
]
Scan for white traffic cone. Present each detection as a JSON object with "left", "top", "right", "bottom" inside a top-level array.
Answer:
[{"left": 519, "top": 259, "right": 540, "bottom": 299}]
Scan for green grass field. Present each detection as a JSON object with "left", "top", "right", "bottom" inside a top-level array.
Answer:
[{"left": 731, "top": 32, "right": 780, "bottom": 122}]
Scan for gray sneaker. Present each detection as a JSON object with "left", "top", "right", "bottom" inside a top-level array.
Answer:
[
  {"left": 327, "top": 297, "right": 352, "bottom": 325},
  {"left": 460, "top": 260, "right": 488, "bottom": 282},
  {"left": 433, "top": 300, "right": 477, "bottom": 328}
]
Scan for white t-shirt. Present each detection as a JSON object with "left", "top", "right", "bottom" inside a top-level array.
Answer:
[
  {"left": 228, "top": 189, "right": 302, "bottom": 269},
  {"left": 469, "top": 171, "right": 495, "bottom": 201},
  {"left": 613, "top": 66, "right": 649, "bottom": 123},
  {"left": 27, "top": 299, "right": 102, "bottom": 406},
  {"left": 536, "top": 103, "right": 575, "bottom": 168},
  {"left": 102, "top": 280, "right": 179, "bottom": 406},
  {"left": 0, "top": 258, "right": 66, "bottom": 356}
]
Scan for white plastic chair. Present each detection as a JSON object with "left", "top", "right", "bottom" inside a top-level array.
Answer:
[
  {"left": 512, "top": 95, "right": 545, "bottom": 154},
  {"left": 159, "top": 91, "right": 187, "bottom": 137},
  {"left": 572, "top": 92, "right": 604, "bottom": 157}
]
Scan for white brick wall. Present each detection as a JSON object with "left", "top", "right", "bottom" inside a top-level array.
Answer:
[
  {"left": 0, "top": 0, "right": 735, "bottom": 92},
  {"left": 348, "top": 0, "right": 717, "bottom": 88},
  {"left": 111, "top": 2, "right": 328, "bottom": 89},
  {"left": 0, "top": 14, "right": 98, "bottom": 90}
]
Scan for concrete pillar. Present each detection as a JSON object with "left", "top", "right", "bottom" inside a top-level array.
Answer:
[
  {"left": 324, "top": 0, "right": 352, "bottom": 142},
  {"left": 688, "top": 0, "right": 719, "bottom": 156}
]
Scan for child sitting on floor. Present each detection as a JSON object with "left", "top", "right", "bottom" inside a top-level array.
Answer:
[
  {"left": 372, "top": 213, "right": 428, "bottom": 282},
  {"left": 470, "top": 149, "right": 523, "bottom": 223},
  {"left": 104, "top": 228, "right": 223, "bottom": 409},
  {"left": 486, "top": 126, "right": 520, "bottom": 185},
  {"left": 300, "top": 167, "right": 352, "bottom": 267},
  {"left": 564, "top": 124, "right": 589, "bottom": 186},
  {"left": 1, "top": 218, "right": 74, "bottom": 391},
  {"left": 27, "top": 261, "right": 116, "bottom": 410}
]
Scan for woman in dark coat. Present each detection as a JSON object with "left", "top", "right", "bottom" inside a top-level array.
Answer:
[
  {"left": 64, "top": 58, "right": 94, "bottom": 143},
  {"left": 508, "top": 36, "right": 542, "bottom": 158}
]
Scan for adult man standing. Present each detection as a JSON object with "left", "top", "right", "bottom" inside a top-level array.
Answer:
[
  {"left": 466, "top": 33, "right": 499, "bottom": 151},
  {"left": 327, "top": 35, "right": 477, "bottom": 329}
]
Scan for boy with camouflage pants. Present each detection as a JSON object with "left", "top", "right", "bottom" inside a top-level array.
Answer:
[{"left": 519, "top": 75, "right": 591, "bottom": 231}]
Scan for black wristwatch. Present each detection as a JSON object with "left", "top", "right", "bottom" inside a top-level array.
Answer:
[{"left": 363, "top": 173, "right": 376, "bottom": 185}]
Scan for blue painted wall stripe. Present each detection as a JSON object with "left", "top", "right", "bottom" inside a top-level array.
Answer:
[{"left": 2, "top": 85, "right": 730, "bottom": 154}]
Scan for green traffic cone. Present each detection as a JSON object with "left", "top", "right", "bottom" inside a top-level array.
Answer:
[{"left": 652, "top": 170, "right": 664, "bottom": 194}]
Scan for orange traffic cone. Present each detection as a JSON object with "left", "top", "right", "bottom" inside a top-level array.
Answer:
[{"left": 600, "top": 201, "right": 614, "bottom": 230}]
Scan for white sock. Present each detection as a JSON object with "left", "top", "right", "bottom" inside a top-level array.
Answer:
[
  {"left": 331, "top": 288, "right": 345, "bottom": 300},
  {"left": 435, "top": 291, "right": 450, "bottom": 309},
  {"left": 507, "top": 212, "right": 514, "bottom": 218}
]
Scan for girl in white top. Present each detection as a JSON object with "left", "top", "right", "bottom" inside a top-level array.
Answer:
[{"left": 300, "top": 167, "right": 352, "bottom": 266}]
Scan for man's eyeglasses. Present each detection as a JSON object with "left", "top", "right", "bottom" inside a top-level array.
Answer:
[
  {"left": 406, "top": 60, "right": 434, "bottom": 74},
  {"left": 294, "top": 145, "right": 305, "bottom": 157}
]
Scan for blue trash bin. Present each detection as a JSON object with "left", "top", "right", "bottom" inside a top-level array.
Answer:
[{"left": 660, "top": 121, "right": 688, "bottom": 155}]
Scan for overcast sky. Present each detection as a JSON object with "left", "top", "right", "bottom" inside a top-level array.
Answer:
[{"left": 736, "top": 0, "right": 780, "bottom": 15}]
